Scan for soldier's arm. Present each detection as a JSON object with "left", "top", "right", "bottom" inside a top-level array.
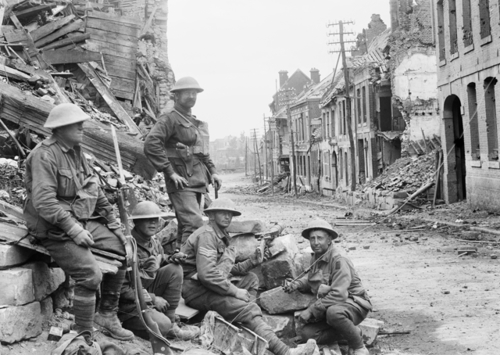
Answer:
[
  {"left": 30, "top": 149, "right": 84, "bottom": 239},
  {"left": 197, "top": 233, "right": 239, "bottom": 296},
  {"left": 144, "top": 115, "right": 176, "bottom": 177}
]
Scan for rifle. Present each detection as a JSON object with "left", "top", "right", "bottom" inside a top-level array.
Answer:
[{"left": 110, "top": 126, "right": 176, "bottom": 355}]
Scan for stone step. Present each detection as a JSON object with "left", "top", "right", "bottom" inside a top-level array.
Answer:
[
  {"left": 0, "top": 302, "right": 43, "bottom": 343},
  {"left": 0, "top": 243, "right": 35, "bottom": 269},
  {"left": 22, "top": 261, "right": 65, "bottom": 301},
  {"left": 259, "top": 287, "right": 314, "bottom": 314},
  {"left": 0, "top": 267, "right": 35, "bottom": 306}
]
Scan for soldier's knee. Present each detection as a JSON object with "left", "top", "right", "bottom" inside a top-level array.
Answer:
[
  {"left": 246, "top": 272, "right": 260, "bottom": 289},
  {"left": 84, "top": 265, "right": 103, "bottom": 290},
  {"left": 300, "top": 325, "right": 317, "bottom": 342},
  {"left": 326, "top": 305, "right": 346, "bottom": 326}
]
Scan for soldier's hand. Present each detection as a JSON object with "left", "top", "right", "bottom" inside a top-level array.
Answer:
[
  {"left": 73, "top": 230, "right": 94, "bottom": 248},
  {"left": 282, "top": 279, "right": 299, "bottom": 293},
  {"left": 170, "top": 173, "right": 189, "bottom": 189},
  {"left": 250, "top": 246, "right": 265, "bottom": 266},
  {"left": 234, "top": 288, "right": 250, "bottom": 302},
  {"left": 169, "top": 251, "right": 187, "bottom": 264},
  {"left": 212, "top": 174, "right": 222, "bottom": 190},
  {"left": 154, "top": 296, "right": 169, "bottom": 313}
]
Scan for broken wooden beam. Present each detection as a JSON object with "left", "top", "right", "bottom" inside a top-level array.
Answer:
[
  {"left": 30, "top": 14, "right": 75, "bottom": 42},
  {"left": 34, "top": 19, "right": 83, "bottom": 48},
  {"left": 14, "top": 4, "right": 56, "bottom": 19},
  {"left": 40, "top": 33, "right": 90, "bottom": 51},
  {"left": 41, "top": 48, "right": 101, "bottom": 64},
  {"left": 0, "top": 63, "right": 31, "bottom": 81},
  {"left": 78, "top": 63, "right": 141, "bottom": 135}
]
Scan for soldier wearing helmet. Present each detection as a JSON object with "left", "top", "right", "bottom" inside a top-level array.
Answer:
[
  {"left": 118, "top": 201, "right": 199, "bottom": 341},
  {"left": 180, "top": 198, "right": 317, "bottom": 355},
  {"left": 283, "top": 218, "right": 371, "bottom": 355},
  {"left": 144, "top": 76, "right": 222, "bottom": 247},
  {"left": 23, "top": 103, "right": 134, "bottom": 341}
]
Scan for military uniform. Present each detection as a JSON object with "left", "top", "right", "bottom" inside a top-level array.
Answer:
[
  {"left": 144, "top": 104, "right": 216, "bottom": 244},
  {"left": 24, "top": 136, "right": 127, "bottom": 334},
  {"left": 297, "top": 245, "right": 372, "bottom": 349},
  {"left": 119, "top": 228, "right": 182, "bottom": 338}
]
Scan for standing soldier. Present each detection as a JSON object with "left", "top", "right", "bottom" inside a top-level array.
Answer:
[
  {"left": 144, "top": 77, "right": 221, "bottom": 247},
  {"left": 23, "top": 103, "right": 134, "bottom": 340},
  {"left": 181, "top": 198, "right": 317, "bottom": 355}
]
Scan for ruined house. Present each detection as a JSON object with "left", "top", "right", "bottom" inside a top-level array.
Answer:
[{"left": 434, "top": 0, "right": 500, "bottom": 211}]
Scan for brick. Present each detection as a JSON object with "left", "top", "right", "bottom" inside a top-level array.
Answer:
[
  {"left": 0, "top": 268, "right": 35, "bottom": 306},
  {"left": 22, "top": 261, "right": 65, "bottom": 301},
  {"left": 261, "top": 258, "right": 295, "bottom": 290},
  {"left": 0, "top": 302, "right": 43, "bottom": 343},
  {"left": 359, "top": 317, "right": 384, "bottom": 346},
  {"left": 262, "top": 313, "right": 295, "bottom": 338},
  {"left": 259, "top": 288, "right": 314, "bottom": 314},
  {"left": 0, "top": 244, "right": 35, "bottom": 268}
]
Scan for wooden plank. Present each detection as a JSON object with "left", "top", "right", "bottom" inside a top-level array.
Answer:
[
  {"left": 9, "top": 13, "right": 44, "bottom": 66},
  {"left": 40, "top": 33, "right": 89, "bottom": 51},
  {"left": 78, "top": 63, "right": 140, "bottom": 134},
  {"left": 0, "top": 200, "right": 24, "bottom": 220},
  {"left": 88, "top": 10, "right": 141, "bottom": 28},
  {"left": 103, "top": 55, "right": 136, "bottom": 72},
  {"left": 42, "top": 48, "right": 101, "bottom": 64},
  {"left": 30, "top": 14, "right": 75, "bottom": 42},
  {"left": 34, "top": 19, "right": 83, "bottom": 48},
  {"left": 86, "top": 28, "right": 137, "bottom": 48},
  {"left": 111, "top": 87, "right": 134, "bottom": 101},
  {"left": 140, "top": 4, "right": 158, "bottom": 36},
  {"left": 14, "top": 4, "right": 56, "bottom": 19},
  {"left": 84, "top": 41, "right": 136, "bottom": 60},
  {"left": 86, "top": 38, "right": 136, "bottom": 56},
  {"left": 2, "top": 27, "right": 27, "bottom": 43},
  {"left": 0, "top": 222, "right": 120, "bottom": 274},
  {"left": 106, "top": 65, "right": 135, "bottom": 81},
  {"left": 0, "top": 63, "right": 30, "bottom": 81},
  {"left": 86, "top": 18, "right": 139, "bottom": 36}
]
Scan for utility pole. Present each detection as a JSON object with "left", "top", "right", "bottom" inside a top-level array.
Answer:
[
  {"left": 328, "top": 20, "right": 357, "bottom": 191},
  {"left": 268, "top": 117, "right": 275, "bottom": 195},
  {"left": 251, "top": 128, "right": 262, "bottom": 185},
  {"left": 263, "top": 114, "right": 268, "bottom": 181},
  {"left": 251, "top": 129, "right": 257, "bottom": 180},
  {"left": 287, "top": 104, "right": 298, "bottom": 197},
  {"left": 245, "top": 136, "right": 248, "bottom": 176}
]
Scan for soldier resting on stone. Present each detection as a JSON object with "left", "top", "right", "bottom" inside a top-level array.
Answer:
[
  {"left": 181, "top": 198, "right": 317, "bottom": 355},
  {"left": 118, "top": 201, "right": 199, "bottom": 340},
  {"left": 283, "top": 218, "right": 372, "bottom": 355}
]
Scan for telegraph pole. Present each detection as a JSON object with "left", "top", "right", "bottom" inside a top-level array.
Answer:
[
  {"left": 268, "top": 117, "right": 275, "bottom": 195},
  {"left": 287, "top": 104, "right": 298, "bottom": 197},
  {"left": 245, "top": 136, "right": 248, "bottom": 176},
  {"left": 328, "top": 20, "right": 357, "bottom": 191},
  {"left": 263, "top": 114, "right": 268, "bottom": 181}
]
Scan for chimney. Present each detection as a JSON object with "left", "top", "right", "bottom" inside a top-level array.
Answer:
[
  {"left": 310, "top": 68, "right": 320, "bottom": 84},
  {"left": 279, "top": 70, "right": 288, "bottom": 87}
]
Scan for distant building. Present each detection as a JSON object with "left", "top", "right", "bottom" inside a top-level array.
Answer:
[{"left": 433, "top": 0, "right": 500, "bottom": 210}]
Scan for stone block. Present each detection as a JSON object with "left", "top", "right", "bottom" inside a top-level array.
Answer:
[
  {"left": 261, "top": 259, "right": 295, "bottom": 290},
  {"left": 268, "top": 238, "right": 286, "bottom": 258},
  {"left": 23, "top": 261, "right": 65, "bottom": 301},
  {"left": 40, "top": 297, "right": 53, "bottom": 323},
  {"left": 0, "top": 244, "right": 35, "bottom": 268},
  {"left": 274, "top": 234, "right": 299, "bottom": 259},
  {"left": 0, "top": 302, "right": 43, "bottom": 343},
  {"left": 293, "top": 249, "right": 312, "bottom": 275},
  {"left": 0, "top": 268, "right": 35, "bottom": 306},
  {"left": 229, "top": 234, "right": 259, "bottom": 262},
  {"left": 262, "top": 313, "right": 295, "bottom": 338},
  {"left": 259, "top": 288, "right": 314, "bottom": 314},
  {"left": 359, "top": 318, "right": 384, "bottom": 346}
]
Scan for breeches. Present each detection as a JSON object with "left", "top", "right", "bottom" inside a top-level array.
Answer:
[{"left": 168, "top": 191, "right": 204, "bottom": 244}]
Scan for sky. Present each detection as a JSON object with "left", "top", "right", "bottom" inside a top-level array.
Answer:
[{"left": 168, "top": 0, "right": 391, "bottom": 140}]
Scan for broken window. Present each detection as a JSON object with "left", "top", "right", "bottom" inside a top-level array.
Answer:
[
  {"left": 342, "top": 100, "right": 347, "bottom": 135},
  {"left": 479, "top": 0, "right": 491, "bottom": 39},
  {"left": 467, "top": 83, "right": 480, "bottom": 160},
  {"left": 331, "top": 110, "right": 336, "bottom": 137},
  {"left": 437, "top": 0, "right": 446, "bottom": 61},
  {"left": 449, "top": 0, "right": 458, "bottom": 53},
  {"left": 484, "top": 77, "right": 498, "bottom": 160},
  {"left": 357, "top": 88, "right": 362, "bottom": 124},
  {"left": 462, "top": 0, "right": 473, "bottom": 46},
  {"left": 362, "top": 86, "right": 367, "bottom": 123},
  {"left": 326, "top": 111, "right": 330, "bottom": 139},
  {"left": 380, "top": 97, "right": 392, "bottom": 131}
]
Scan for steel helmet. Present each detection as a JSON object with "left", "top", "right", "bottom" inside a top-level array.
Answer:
[
  {"left": 204, "top": 198, "right": 241, "bottom": 216},
  {"left": 170, "top": 77, "right": 204, "bottom": 93},
  {"left": 158, "top": 195, "right": 170, "bottom": 206},
  {"left": 44, "top": 103, "right": 90, "bottom": 129},
  {"left": 130, "top": 201, "right": 164, "bottom": 220},
  {"left": 302, "top": 218, "right": 338, "bottom": 240}
]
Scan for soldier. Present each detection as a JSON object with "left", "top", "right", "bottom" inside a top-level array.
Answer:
[
  {"left": 283, "top": 219, "right": 372, "bottom": 355},
  {"left": 119, "top": 201, "right": 199, "bottom": 340},
  {"left": 23, "top": 103, "right": 133, "bottom": 340},
  {"left": 144, "top": 77, "right": 221, "bottom": 247},
  {"left": 181, "top": 198, "right": 317, "bottom": 355}
]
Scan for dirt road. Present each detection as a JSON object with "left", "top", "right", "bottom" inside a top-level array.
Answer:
[{"left": 219, "top": 172, "right": 500, "bottom": 355}]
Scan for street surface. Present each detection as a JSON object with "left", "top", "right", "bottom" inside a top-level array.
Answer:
[{"left": 220, "top": 172, "right": 500, "bottom": 355}]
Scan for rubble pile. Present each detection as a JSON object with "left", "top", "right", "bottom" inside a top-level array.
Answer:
[{"left": 360, "top": 149, "right": 438, "bottom": 195}]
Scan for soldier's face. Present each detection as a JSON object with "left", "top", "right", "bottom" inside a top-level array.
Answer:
[
  {"left": 212, "top": 211, "right": 233, "bottom": 229},
  {"left": 57, "top": 121, "right": 85, "bottom": 146},
  {"left": 176, "top": 90, "right": 197, "bottom": 109},
  {"left": 309, "top": 230, "right": 332, "bottom": 255},
  {"left": 134, "top": 218, "right": 159, "bottom": 237}
]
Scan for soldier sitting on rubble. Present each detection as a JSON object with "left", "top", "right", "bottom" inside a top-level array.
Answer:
[
  {"left": 23, "top": 103, "right": 134, "bottom": 341},
  {"left": 181, "top": 198, "right": 317, "bottom": 355},
  {"left": 118, "top": 201, "right": 199, "bottom": 340},
  {"left": 283, "top": 218, "right": 372, "bottom": 355}
]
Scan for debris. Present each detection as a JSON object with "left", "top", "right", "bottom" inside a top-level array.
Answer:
[
  {"left": 359, "top": 318, "right": 384, "bottom": 346},
  {"left": 47, "top": 326, "right": 63, "bottom": 341},
  {"left": 259, "top": 287, "right": 315, "bottom": 314},
  {"left": 491, "top": 255, "right": 498, "bottom": 260}
]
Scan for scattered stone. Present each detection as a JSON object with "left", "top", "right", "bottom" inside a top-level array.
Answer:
[
  {"left": 0, "top": 244, "right": 35, "bottom": 268},
  {"left": 23, "top": 262, "right": 65, "bottom": 301},
  {"left": 491, "top": 255, "right": 498, "bottom": 260},
  {"left": 268, "top": 239, "right": 286, "bottom": 258},
  {"left": 261, "top": 259, "right": 295, "bottom": 290},
  {"left": 442, "top": 290, "right": 450, "bottom": 294},
  {"left": 47, "top": 326, "right": 63, "bottom": 341},
  {"left": 0, "top": 268, "right": 35, "bottom": 306},
  {"left": 410, "top": 236, "right": 419, "bottom": 242},
  {"left": 262, "top": 313, "right": 295, "bottom": 338},
  {"left": 259, "top": 288, "right": 314, "bottom": 314},
  {"left": 0, "top": 302, "right": 43, "bottom": 343},
  {"left": 359, "top": 318, "right": 384, "bottom": 346},
  {"left": 363, "top": 245, "right": 370, "bottom": 249},
  {"left": 348, "top": 246, "right": 356, "bottom": 251}
]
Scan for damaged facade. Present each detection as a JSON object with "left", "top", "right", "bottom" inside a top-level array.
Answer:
[{"left": 434, "top": 0, "right": 500, "bottom": 211}]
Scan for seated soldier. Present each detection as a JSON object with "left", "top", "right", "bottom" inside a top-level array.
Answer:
[
  {"left": 283, "top": 219, "right": 371, "bottom": 355},
  {"left": 181, "top": 198, "right": 317, "bottom": 355},
  {"left": 118, "top": 201, "right": 199, "bottom": 340}
]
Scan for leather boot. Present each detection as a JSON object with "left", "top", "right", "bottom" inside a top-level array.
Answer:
[
  {"left": 94, "top": 291, "right": 134, "bottom": 341},
  {"left": 166, "top": 323, "right": 200, "bottom": 341}
]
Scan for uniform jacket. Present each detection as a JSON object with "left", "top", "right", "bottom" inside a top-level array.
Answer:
[
  {"left": 181, "top": 223, "right": 256, "bottom": 299},
  {"left": 119, "top": 228, "right": 168, "bottom": 322},
  {"left": 296, "top": 245, "right": 372, "bottom": 320},
  {"left": 23, "top": 136, "right": 119, "bottom": 241},
  {"left": 144, "top": 104, "right": 217, "bottom": 194}
]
